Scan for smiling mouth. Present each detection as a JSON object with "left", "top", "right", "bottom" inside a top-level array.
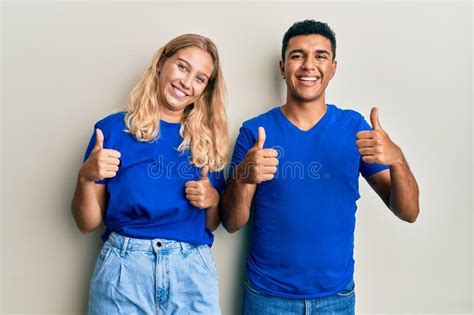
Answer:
[
  {"left": 170, "top": 84, "right": 188, "bottom": 99},
  {"left": 297, "top": 76, "right": 320, "bottom": 87}
]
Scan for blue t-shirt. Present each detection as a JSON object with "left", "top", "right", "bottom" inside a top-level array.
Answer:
[
  {"left": 230, "top": 104, "right": 389, "bottom": 298},
  {"left": 83, "top": 112, "right": 225, "bottom": 245}
]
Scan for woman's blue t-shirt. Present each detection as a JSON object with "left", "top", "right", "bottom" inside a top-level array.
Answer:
[
  {"left": 83, "top": 112, "right": 225, "bottom": 245},
  {"left": 230, "top": 104, "right": 389, "bottom": 298}
]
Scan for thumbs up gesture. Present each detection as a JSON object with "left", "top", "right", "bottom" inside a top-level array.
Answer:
[
  {"left": 185, "top": 166, "right": 219, "bottom": 209},
  {"left": 356, "top": 107, "right": 403, "bottom": 166},
  {"left": 235, "top": 127, "right": 279, "bottom": 184},
  {"left": 79, "top": 128, "right": 122, "bottom": 182}
]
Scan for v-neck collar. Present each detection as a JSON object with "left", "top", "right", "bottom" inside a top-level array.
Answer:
[{"left": 276, "top": 104, "right": 332, "bottom": 134}]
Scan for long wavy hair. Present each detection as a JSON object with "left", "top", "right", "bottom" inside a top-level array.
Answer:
[{"left": 124, "top": 34, "right": 229, "bottom": 171}]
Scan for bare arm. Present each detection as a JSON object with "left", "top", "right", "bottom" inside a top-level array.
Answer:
[
  {"left": 204, "top": 191, "right": 221, "bottom": 231},
  {"left": 220, "top": 178, "right": 256, "bottom": 233},
  {"left": 357, "top": 107, "right": 420, "bottom": 223},
  {"left": 71, "top": 176, "right": 107, "bottom": 233},
  {"left": 220, "top": 127, "right": 277, "bottom": 233},
  {"left": 366, "top": 155, "right": 420, "bottom": 223},
  {"left": 71, "top": 128, "right": 120, "bottom": 233},
  {"left": 185, "top": 166, "right": 223, "bottom": 231}
]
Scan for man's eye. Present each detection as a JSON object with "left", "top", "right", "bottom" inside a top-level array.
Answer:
[
  {"left": 291, "top": 54, "right": 303, "bottom": 59},
  {"left": 317, "top": 55, "right": 327, "bottom": 60}
]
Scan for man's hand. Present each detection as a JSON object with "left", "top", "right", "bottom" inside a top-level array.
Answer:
[
  {"left": 356, "top": 107, "right": 403, "bottom": 166},
  {"left": 185, "top": 166, "right": 219, "bottom": 209},
  {"left": 235, "top": 127, "right": 279, "bottom": 184}
]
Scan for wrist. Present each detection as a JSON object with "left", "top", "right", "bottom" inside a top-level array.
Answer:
[
  {"left": 78, "top": 167, "right": 94, "bottom": 185},
  {"left": 233, "top": 161, "right": 254, "bottom": 184},
  {"left": 211, "top": 189, "right": 220, "bottom": 208},
  {"left": 205, "top": 188, "right": 220, "bottom": 210},
  {"left": 389, "top": 147, "right": 405, "bottom": 167}
]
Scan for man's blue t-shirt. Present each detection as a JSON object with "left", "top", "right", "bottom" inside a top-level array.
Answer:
[
  {"left": 83, "top": 112, "right": 225, "bottom": 245},
  {"left": 230, "top": 104, "right": 389, "bottom": 298}
]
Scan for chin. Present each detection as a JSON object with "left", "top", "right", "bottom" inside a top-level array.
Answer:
[
  {"left": 164, "top": 97, "right": 188, "bottom": 111},
  {"left": 294, "top": 94, "right": 322, "bottom": 103}
]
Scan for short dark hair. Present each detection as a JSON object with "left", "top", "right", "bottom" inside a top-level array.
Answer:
[{"left": 281, "top": 20, "right": 337, "bottom": 61}]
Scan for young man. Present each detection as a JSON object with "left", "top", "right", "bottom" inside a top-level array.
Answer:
[{"left": 221, "top": 20, "right": 419, "bottom": 314}]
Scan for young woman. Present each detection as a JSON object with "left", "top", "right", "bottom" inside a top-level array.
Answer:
[{"left": 71, "top": 34, "right": 228, "bottom": 314}]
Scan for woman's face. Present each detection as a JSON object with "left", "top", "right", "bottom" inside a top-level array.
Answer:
[{"left": 158, "top": 46, "right": 214, "bottom": 115}]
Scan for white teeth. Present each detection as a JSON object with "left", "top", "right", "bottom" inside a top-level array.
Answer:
[
  {"left": 299, "top": 77, "right": 318, "bottom": 81},
  {"left": 174, "top": 87, "right": 186, "bottom": 97}
]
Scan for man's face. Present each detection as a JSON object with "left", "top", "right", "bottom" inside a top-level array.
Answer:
[{"left": 280, "top": 34, "right": 337, "bottom": 104}]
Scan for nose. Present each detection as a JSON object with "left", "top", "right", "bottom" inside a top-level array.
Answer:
[
  {"left": 301, "top": 57, "right": 316, "bottom": 71},
  {"left": 179, "top": 75, "right": 193, "bottom": 91}
]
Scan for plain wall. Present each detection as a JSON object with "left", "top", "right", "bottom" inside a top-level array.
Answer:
[{"left": 2, "top": 1, "right": 472, "bottom": 314}]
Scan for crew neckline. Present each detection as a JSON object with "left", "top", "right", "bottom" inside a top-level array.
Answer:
[{"left": 160, "top": 119, "right": 181, "bottom": 128}]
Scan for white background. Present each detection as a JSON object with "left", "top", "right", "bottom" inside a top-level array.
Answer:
[{"left": 1, "top": 1, "right": 472, "bottom": 314}]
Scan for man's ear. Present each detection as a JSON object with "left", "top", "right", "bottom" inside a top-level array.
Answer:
[
  {"left": 330, "top": 60, "right": 338, "bottom": 80},
  {"left": 279, "top": 59, "right": 285, "bottom": 79}
]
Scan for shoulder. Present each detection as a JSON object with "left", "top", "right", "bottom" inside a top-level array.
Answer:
[
  {"left": 93, "top": 111, "right": 127, "bottom": 137},
  {"left": 93, "top": 111, "right": 130, "bottom": 147},
  {"left": 95, "top": 111, "right": 127, "bottom": 130},
  {"left": 328, "top": 104, "right": 367, "bottom": 129},
  {"left": 330, "top": 104, "right": 364, "bottom": 121},
  {"left": 241, "top": 106, "right": 279, "bottom": 131}
]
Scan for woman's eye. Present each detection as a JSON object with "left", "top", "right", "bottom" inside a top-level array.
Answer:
[
  {"left": 178, "top": 64, "right": 187, "bottom": 71},
  {"left": 197, "top": 77, "right": 206, "bottom": 84}
]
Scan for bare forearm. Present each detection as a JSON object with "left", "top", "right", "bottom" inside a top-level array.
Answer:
[
  {"left": 389, "top": 154, "right": 420, "bottom": 222},
  {"left": 220, "top": 178, "right": 254, "bottom": 233},
  {"left": 205, "top": 201, "right": 220, "bottom": 231},
  {"left": 71, "top": 174, "right": 104, "bottom": 233}
]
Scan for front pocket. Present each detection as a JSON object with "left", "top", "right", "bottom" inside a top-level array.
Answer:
[
  {"left": 195, "top": 245, "right": 217, "bottom": 279},
  {"left": 91, "top": 245, "right": 113, "bottom": 282},
  {"left": 245, "top": 281, "right": 267, "bottom": 297},
  {"left": 336, "top": 280, "right": 355, "bottom": 297}
]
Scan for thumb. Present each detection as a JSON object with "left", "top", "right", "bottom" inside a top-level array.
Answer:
[
  {"left": 94, "top": 128, "right": 104, "bottom": 149},
  {"left": 200, "top": 165, "right": 209, "bottom": 179},
  {"left": 254, "top": 126, "right": 266, "bottom": 149},
  {"left": 370, "top": 107, "right": 382, "bottom": 130}
]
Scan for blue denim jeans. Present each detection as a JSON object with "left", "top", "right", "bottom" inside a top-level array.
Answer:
[
  {"left": 88, "top": 232, "right": 221, "bottom": 314},
  {"left": 242, "top": 279, "right": 355, "bottom": 315}
]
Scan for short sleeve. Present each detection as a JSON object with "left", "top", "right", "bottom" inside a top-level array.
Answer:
[
  {"left": 357, "top": 117, "right": 390, "bottom": 178},
  {"left": 83, "top": 125, "right": 108, "bottom": 185},
  {"left": 228, "top": 125, "right": 255, "bottom": 179}
]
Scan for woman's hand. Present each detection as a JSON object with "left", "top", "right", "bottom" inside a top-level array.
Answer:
[
  {"left": 79, "top": 128, "right": 121, "bottom": 183},
  {"left": 185, "top": 166, "right": 219, "bottom": 209}
]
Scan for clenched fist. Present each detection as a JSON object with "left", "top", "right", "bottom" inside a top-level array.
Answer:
[
  {"left": 235, "top": 127, "right": 279, "bottom": 184},
  {"left": 185, "top": 166, "right": 219, "bottom": 209},
  {"left": 79, "top": 128, "right": 121, "bottom": 182},
  {"left": 356, "top": 107, "right": 403, "bottom": 166}
]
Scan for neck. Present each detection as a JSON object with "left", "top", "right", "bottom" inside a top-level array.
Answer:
[
  {"left": 281, "top": 95, "right": 327, "bottom": 130},
  {"left": 160, "top": 107, "right": 184, "bottom": 123}
]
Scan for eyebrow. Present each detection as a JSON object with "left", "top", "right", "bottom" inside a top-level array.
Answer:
[
  {"left": 315, "top": 49, "right": 330, "bottom": 55},
  {"left": 176, "top": 57, "right": 210, "bottom": 80},
  {"left": 288, "top": 49, "right": 331, "bottom": 56}
]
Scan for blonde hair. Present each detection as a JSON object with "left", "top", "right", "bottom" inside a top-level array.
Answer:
[{"left": 124, "top": 34, "right": 229, "bottom": 171}]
